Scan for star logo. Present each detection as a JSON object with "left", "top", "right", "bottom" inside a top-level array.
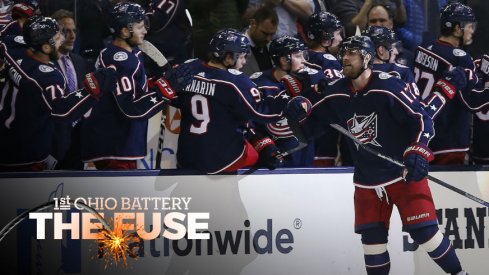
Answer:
[
  {"left": 347, "top": 112, "right": 381, "bottom": 149},
  {"left": 423, "top": 133, "right": 430, "bottom": 138},
  {"left": 430, "top": 105, "right": 437, "bottom": 111},
  {"left": 150, "top": 97, "right": 158, "bottom": 104},
  {"left": 75, "top": 91, "right": 83, "bottom": 98},
  {"left": 281, "top": 93, "right": 290, "bottom": 100}
]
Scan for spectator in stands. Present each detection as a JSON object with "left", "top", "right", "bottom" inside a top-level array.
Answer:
[
  {"left": 51, "top": 9, "right": 90, "bottom": 170},
  {"left": 0, "top": 0, "right": 39, "bottom": 36},
  {"left": 332, "top": 0, "right": 406, "bottom": 38},
  {"left": 242, "top": 5, "right": 279, "bottom": 76}
]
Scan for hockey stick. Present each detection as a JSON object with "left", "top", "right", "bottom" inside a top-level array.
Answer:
[
  {"left": 330, "top": 123, "right": 489, "bottom": 207},
  {"left": 139, "top": 40, "right": 170, "bottom": 169}
]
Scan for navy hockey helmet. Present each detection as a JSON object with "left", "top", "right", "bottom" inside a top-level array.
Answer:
[
  {"left": 11, "top": 0, "right": 39, "bottom": 20},
  {"left": 306, "top": 11, "right": 342, "bottom": 43},
  {"left": 23, "top": 15, "right": 60, "bottom": 50},
  {"left": 362, "top": 26, "right": 397, "bottom": 50},
  {"left": 269, "top": 35, "right": 307, "bottom": 65},
  {"left": 208, "top": 28, "right": 250, "bottom": 61},
  {"left": 440, "top": 2, "right": 476, "bottom": 29},
  {"left": 109, "top": 2, "right": 148, "bottom": 35},
  {"left": 338, "top": 35, "right": 376, "bottom": 66}
]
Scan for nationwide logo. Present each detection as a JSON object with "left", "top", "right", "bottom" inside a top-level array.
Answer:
[{"left": 347, "top": 112, "right": 381, "bottom": 148}]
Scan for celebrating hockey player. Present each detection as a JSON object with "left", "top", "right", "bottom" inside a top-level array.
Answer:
[
  {"left": 81, "top": 2, "right": 191, "bottom": 170},
  {"left": 413, "top": 2, "right": 479, "bottom": 164},
  {"left": 174, "top": 29, "right": 311, "bottom": 174},
  {"left": 294, "top": 35, "right": 469, "bottom": 275},
  {"left": 0, "top": 16, "right": 117, "bottom": 171}
]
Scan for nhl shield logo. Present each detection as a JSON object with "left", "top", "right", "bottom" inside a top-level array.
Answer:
[{"left": 347, "top": 112, "right": 381, "bottom": 148}]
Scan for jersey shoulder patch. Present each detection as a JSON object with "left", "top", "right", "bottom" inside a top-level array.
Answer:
[
  {"left": 249, "top": 71, "right": 263, "bottom": 79},
  {"left": 303, "top": 67, "right": 319, "bottom": 75},
  {"left": 227, "top": 68, "right": 243, "bottom": 75},
  {"left": 378, "top": 72, "right": 392, "bottom": 79},
  {"left": 14, "top": 35, "right": 24, "bottom": 44},
  {"left": 113, "top": 51, "right": 128, "bottom": 61},
  {"left": 453, "top": 49, "right": 467, "bottom": 57},
  {"left": 323, "top": 53, "right": 337, "bottom": 61},
  {"left": 38, "top": 64, "right": 54, "bottom": 73}
]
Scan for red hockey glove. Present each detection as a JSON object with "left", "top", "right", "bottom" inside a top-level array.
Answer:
[
  {"left": 83, "top": 67, "right": 117, "bottom": 100},
  {"left": 149, "top": 77, "right": 176, "bottom": 101},
  {"left": 246, "top": 130, "right": 283, "bottom": 170},
  {"left": 403, "top": 143, "right": 434, "bottom": 183},
  {"left": 435, "top": 67, "right": 468, "bottom": 100}
]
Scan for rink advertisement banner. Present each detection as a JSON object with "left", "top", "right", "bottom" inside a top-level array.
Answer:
[{"left": 0, "top": 169, "right": 488, "bottom": 275}]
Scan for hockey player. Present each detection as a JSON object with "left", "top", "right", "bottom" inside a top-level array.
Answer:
[
  {"left": 294, "top": 35, "right": 468, "bottom": 275},
  {"left": 0, "top": 16, "right": 116, "bottom": 171},
  {"left": 471, "top": 54, "right": 489, "bottom": 164},
  {"left": 0, "top": 0, "right": 39, "bottom": 36},
  {"left": 304, "top": 11, "right": 343, "bottom": 78},
  {"left": 174, "top": 29, "right": 311, "bottom": 174},
  {"left": 362, "top": 25, "right": 419, "bottom": 97},
  {"left": 250, "top": 35, "right": 322, "bottom": 167},
  {"left": 413, "top": 2, "right": 480, "bottom": 164},
  {"left": 303, "top": 11, "right": 344, "bottom": 166},
  {"left": 81, "top": 2, "right": 191, "bottom": 170}
]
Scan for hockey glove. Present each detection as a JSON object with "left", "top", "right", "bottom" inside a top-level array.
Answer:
[
  {"left": 283, "top": 96, "right": 312, "bottom": 122},
  {"left": 148, "top": 77, "right": 176, "bottom": 101},
  {"left": 83, "top": 67, "right": 117, "bottom": 100},
  {"left": 281, "top": 70, "right": 316, "bottom": 97},
  {"left": 435, "top": 67, "right": 468, "bottom": 100},
  {"left": 162, "top": 63, "right": 193, "bottom": 92},
  {"left": 246, "top": 130, "right": 283, "bottom": 170},
  {"left": 403, "top": 143, "right": 434, "bottom": 183}
]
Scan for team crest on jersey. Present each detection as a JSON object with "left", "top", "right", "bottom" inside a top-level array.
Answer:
[
  {"left": 347, "top": 113, "right": 381, "bottom": 148},
  {"left": 378, "top": 72, "right": 392, "bottom": 79},
  {"left": 453, "top": 49, "right": 467, "bottom": 57},
  {"left": 113, "top": 52, "right": 128, "bottom": 61},
  {"left": 249, "top": 72, "right": 263, "bottom": 79},
  {"left": 39, "top": 65, "right": 54, "bottom": 73},
  {"left": 14, "top": 36, "right": 25, "bottom": 44},
  {"left": 323, "top": 53, "right": 337, "bottom": 61}
]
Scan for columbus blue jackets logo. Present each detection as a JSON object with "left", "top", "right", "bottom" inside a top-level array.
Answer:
[
  {"left": 347, "top": 112, "right": 381, "bottom": 148},
  {"left": 39, "top": 65, "right": 54, "bottom": 73},
  {"left": 113, "top": 52, "right": 128, "bottom": 61}
]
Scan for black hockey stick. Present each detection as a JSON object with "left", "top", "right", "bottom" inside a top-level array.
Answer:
[
  {"left": 330, "top": 123, "right": 489, "bottom": 207},
  {"left": 139, "top": 40, "right": 170, "bottom": 169}
]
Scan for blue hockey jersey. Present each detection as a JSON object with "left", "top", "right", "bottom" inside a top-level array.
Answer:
[
  {"left": 414, "top": 40, "right": 475, "bottom": 154},
  {"left": 303, "top": 71, "right": 434, "bottom": 187},
  {"left": 173, "top": 59, "right": 289, "bottom": 173},
  {"left": 373, "top": 62, "right": 419, "bottom": 98},
  {"left": 0, "top": 49, "right": 97, "bottom": 165},
  {"left": 306, "top": 50, "right": 343, "bottom": 79},
  {"left": 81, "top": 43, "right": 167, "bottom": 162}
]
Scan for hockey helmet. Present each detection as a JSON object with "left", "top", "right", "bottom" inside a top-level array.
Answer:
[
  {"left": 269, "top": 35, "right": 307, "bottom": 65},
  {"left": 208, "top": 28, "right": 250, "bottom": 60},
  {"left": 306, "top": 11, "right": 342, "bottom": 43},
  {"left": 109, "top": 2, "right": 148, "bottom": 35},
  {"left": 23, "top": 15, "right": 60, "bottom": 49},
  {"left": 11, "top": 0, "right": 39, "bottom": 20},
  {"left": 338, "top": 35, "right": 376, "bottom": 66},
  {"left": 440, "top": 2, "right": 476, "bottom": 29},
  {"left": 362, "top": 26, "right": 397, "bottom": 50}
]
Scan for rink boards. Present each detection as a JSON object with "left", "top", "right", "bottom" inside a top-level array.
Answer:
[{"left": 0, "top": 167, "right": 488, "bottom": 275}]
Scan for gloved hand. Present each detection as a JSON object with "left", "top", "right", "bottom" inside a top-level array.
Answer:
[
  {"left": 162, "top": 63, "right": 193, "bottom": 92},
  {"left": 435, "top": 66, "right": 468, "bottom": 100},
  {"left": 283, "top": 96, "right": 312, "bottom": 122},
  {"left": 403, "top": 143, "right": 434, "bottom": 183},
  {"left": 253, "top": 137, "right": 283, "bottom": 170},
  {"left": 246, "top": 129, "right": 283, "bottom": 170},
  {"left": 280, "top": 70, "right": 311, "bottom": 97},
  {"left": 148, "top": 77, "right": 176, "bottom": 101},
  {"left": 83, "top": 67, "right": 117, "bottom": 100}
]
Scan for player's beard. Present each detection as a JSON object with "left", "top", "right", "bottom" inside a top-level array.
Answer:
[{"left": 343, "top": 64, "right": 363, "bottom": 79}]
